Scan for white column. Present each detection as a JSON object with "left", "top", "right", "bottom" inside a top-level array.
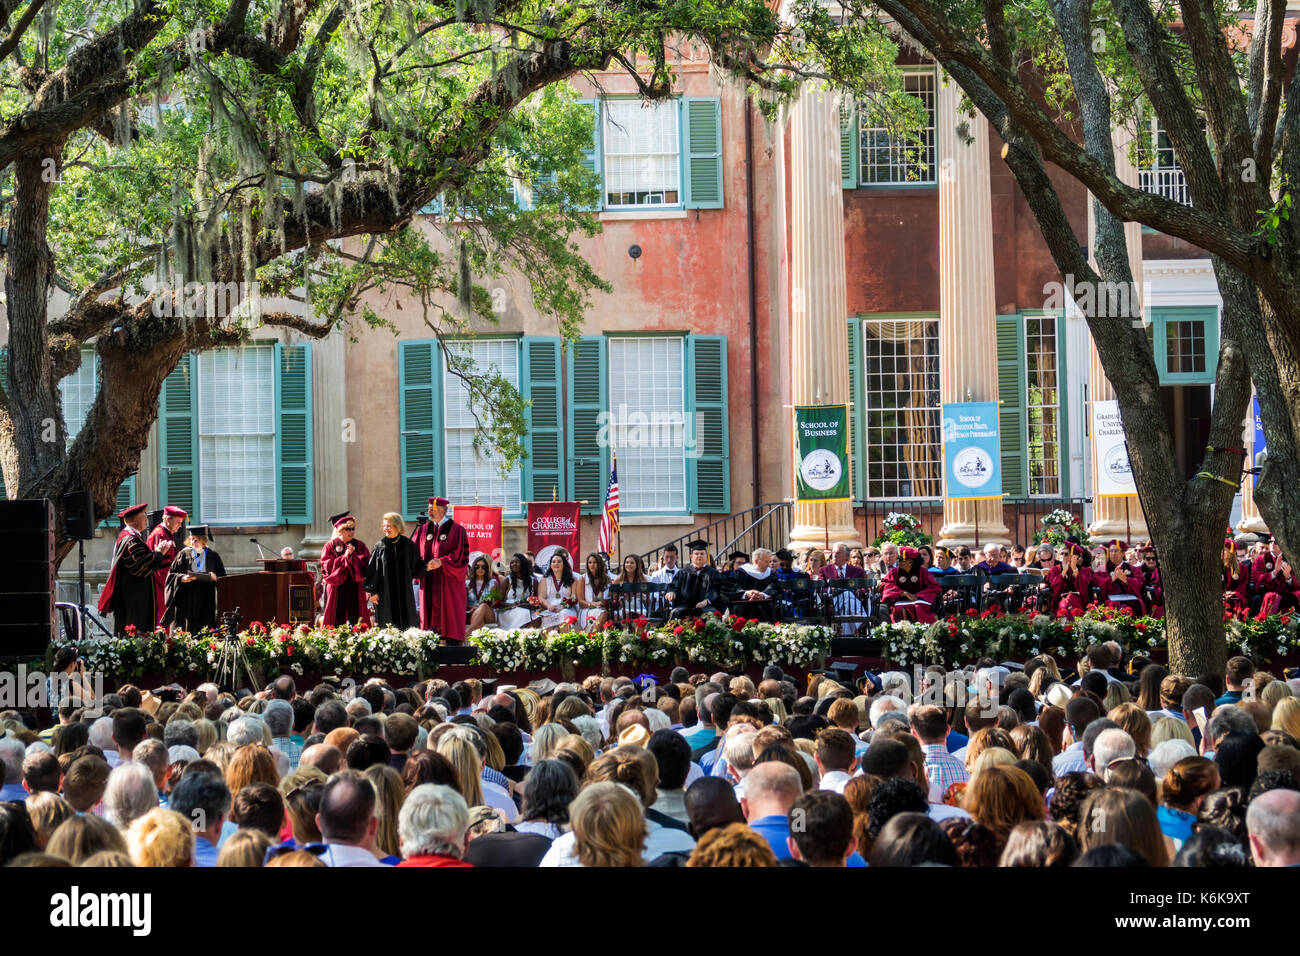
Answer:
[
  {"left": 936, "top": 73, "right": 1011, "bottom": 547},
  {"left": 787, "top": 82, "right": 861, "bottom": 550},
  {"left": 301, "top": 328, "right": 348, "bottom": 550}
]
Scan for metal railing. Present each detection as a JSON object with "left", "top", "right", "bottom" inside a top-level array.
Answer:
[
  {"left": 1139, "top": 167, "right": 1191, "bottom": 206},
  {"left": 640, "top": 501, "right": 792, "bottom": 571}
]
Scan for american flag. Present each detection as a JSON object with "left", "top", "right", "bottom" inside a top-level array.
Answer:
[{"left": 599, "top": 458, "right": 619, "bottom": 555}]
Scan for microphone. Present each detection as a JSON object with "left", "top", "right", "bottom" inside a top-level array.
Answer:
[{"left": 250, "top": 538, "right": 270, "bottom": 561}]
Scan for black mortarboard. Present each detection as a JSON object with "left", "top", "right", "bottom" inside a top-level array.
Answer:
[
  {"left": 189, "top": 524, "right": 211, "bottom": 539},
  {"left": 687, "top": 539, "right": 710, "bottom": 552},
  {"left": 775, "top": 548, "right": 795, "bottom": 561},
  {"left": 728, "top": 551, "right": 750, "bottom": 562}
]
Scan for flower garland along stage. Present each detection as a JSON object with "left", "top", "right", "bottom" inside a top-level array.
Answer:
[
  {"left": 873, "top": 606, "right": 1300, "bottom": 668},
  {"left": 48, "top": 616, "right": 834, "bottom": 684}
]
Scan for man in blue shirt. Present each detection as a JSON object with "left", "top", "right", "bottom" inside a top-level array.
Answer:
[
  {"left": 740, "top": 763, "right": 866, "bottom": 866},
  {"left": 1215, "top": 657, "right": 1254, "bottom": 707},
  {"left": 168, "top": 772, "right": 231, "bottom": 867}
]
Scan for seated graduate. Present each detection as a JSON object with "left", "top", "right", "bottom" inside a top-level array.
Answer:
[
  {"left": 1098, "top": 539, "right": 1145, "bottom": 615},
  {"left": 1046, "top": 541, "right": 1092, "bottom": 619},
  {"left": 163, "top": 525, "right": 226, "bottom": 633},
  {"left": 1256, "top": 548, "right": 1300, "bottom": 619},
  {"left": 973, "top": 543, "right": 1017, "bottom": 576},
  {"left": 726, "top": 547, "right": 780, "bottom": 621},
  {"left": 880, "top": 546, "right": 941, "bottom": 624},
  {"left": 772, "top": 547, "right": 813, "bottom": 618},
  {"left": 722, "top": 551, "right": 750, "bottom": 578},
  {"left": 1222, "top": 538, "right": 1252, "bottom": 613},
  {"left": 666, "top": 540, "right": 725, "bottom": 619}
]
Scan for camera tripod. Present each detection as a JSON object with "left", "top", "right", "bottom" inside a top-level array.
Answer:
[{"left": 212, "top": 607, "right": 258, "bottom": 692}]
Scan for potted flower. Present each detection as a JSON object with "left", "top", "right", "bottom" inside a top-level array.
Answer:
[{"left": 872, "top": 512, "right": 932, "bottom": 549}]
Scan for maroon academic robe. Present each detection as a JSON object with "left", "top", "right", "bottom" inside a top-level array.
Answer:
[
  {"left": 1258, "top": 566, "right": 1300, "bottom": 618},
  {"left": 1046, "top": 565, "right": 1093, "bottom": 618},
  {"left": 320, "top": 538, "right": 372, "bottom": 627},
  {"left": 1222, "top": 562, "right": 1251, "bottom": 608},
  {"left": 1098, "top": 562, "right": 1145, "bottom": 615},
  {"left": 412, "top": 519, "right": 470, "bottom": 641},
  {"left": 881, "top": 565, "right": 941, "bottom": 624},
  {"left": 1145, "top": 565, "right": 1165, "bottom": 618},
  {"left": 146, "top": 524, "right": 180, "bottom": 624},
  {"left": 98, "top": 528, "right": 170, "bottom": 635}
]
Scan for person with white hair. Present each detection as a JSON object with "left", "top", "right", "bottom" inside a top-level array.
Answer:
[
  {"left": 0, "top": 737, "right": 26, "bottom": 801},
  {"left": 195, "top": 682, "right": 219, "bottom": 703},
  {"left": 1091, "top": 728, "right": 1136, "bottom": 775},
  {"left": 1148, "top": 738, "right": 1197, "bottom": 787},
  {"left": 263, "top": 699, "right": 301, "bottom": 771},
  {"left": 88, "top": 717, "right": 121, "bottom": 768},
  {"left": 102, "top": 761, "right": 158, "bottom": 829},
  {"left": 643, "top": 708, "right": 671, "bottom": 734},
  {"left": 1247, "top": 788, "right": 1300, "bottom": 867},
  {"left": 721, "top": 728, "right": 758, "bottom": 790},
  {"left": 870, "top": 694, "right": 908, "bottom": 729},
  {"left": 167, "top": 745, "right": 200, "bottom": 765},
  {"left": 396, "top": 784, "right": 472, "bottom": 866},
  {"left": 227, "top": 716, "right": 264, "bottom": 748},
  {"left": 709, "top": 723, "right": 757, "bottom": 780},
  {"left": 346, "top": 698, "right": 372, "bottom": 721}
]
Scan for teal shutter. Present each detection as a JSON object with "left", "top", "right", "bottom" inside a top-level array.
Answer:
[
  {"left": 576, "top": 98, "right": 602, "bottom": 211},
  {"left": 275, "top": 342, "right": 313, "bottom": 524},
  {"left": 1054, "top": 311, "right": 1070, "bottom": 498},
  {"left": 399, "top": 341, "right": 444, "bottom": 517},
  {"left": 840, "top": 100, "right": 859, "bottom": 189},
  {"left": 996, "top": 315, "right": 1027, "bottom": 497},
  {"left": 522, "top": 337, "right": 563, "bottom": 507},
  {"left": 114, "top": 475, "right": 136, "bottom": 513},
  {"left": 566, "top": 336, "right": 607, "bottom": 515},
  {"left": 687, "top": 335, "right": 730, "bottom": 514},
  {"left": 683, "top": 97, "right": 724, "bottom": 209},
  {"left": 846, "top": 317, "right": 865, "bottom": 501},
  {"left": 159, "top": 354, "right": 197, "bottom": 517},
  {"left": 419, "top": 195, "right": 444, "bottom": 216}
]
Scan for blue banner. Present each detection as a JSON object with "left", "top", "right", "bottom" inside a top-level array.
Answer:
[
  {"left": 943, "top": 402, "right": 1003, "bottom": 500},
  {"left": 1253, "top": 395, "right": 1266, "bottom": 487}
]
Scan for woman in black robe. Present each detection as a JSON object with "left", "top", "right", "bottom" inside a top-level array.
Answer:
[
  {"left": 365, "top": 512, "right": 425, "bottom": 629},
  {"left": 163, "top": 525, "right": 226, "bottom": 632}
]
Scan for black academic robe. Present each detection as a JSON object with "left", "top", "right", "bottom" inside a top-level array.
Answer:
[
  {"left": 668, "top": 565, "right": 724, "bottom": 618},
  {"left": 725, "top": 565, "right": 780, "bottom": 621},
  {"left": 365, "top": 534, "right": 422, "bottom": 629},
  {"left": 98, "top": 529, "right": 170, "bottom": 635},
  {"left": 163, "top": 547, "right": 226, "bottom": 633}
]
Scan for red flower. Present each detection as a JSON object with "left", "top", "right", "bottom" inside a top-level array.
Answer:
[
  {"left": 208, "top": 641, "right": 217, "bottom": 651},
  {"left": 125, "top": 624, "right": 137, "bottom": 636},
  {"left": 947, "top": 623, "right": 958, "bottom": 635},
  {"left": 298, "top": 624, "right": 310, "bottom": 635},
  {"left": 602, "top": 621, "right": 616, "bottom": 631},
  {"left": 286, "top": 646, "right": 295, "bottom": 657},
  {"left": 1136, "top": 622, "right": 1147, "bottom": 633},
  {"left": 1282, "top": 615, "right": 1292, "bottom": 625},
  {"left": 672, "top": 626, "right": 685, "bottom": 636},
  {"left": 245, "top": 636, "right": 255, "bottom": 647},
  {"left": 1063, "top": 623, "right": 1073, "bottom": 634},
  {"left": 965, "top": 608, "right": 977, "bottom": 616}
]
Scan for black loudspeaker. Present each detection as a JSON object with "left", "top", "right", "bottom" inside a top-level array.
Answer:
[
  {"left": 0, "top": 498, "right": 56, "bottom": 657},
  {"left": 62, "top": 490, "right": 95, "bottom": 540}
]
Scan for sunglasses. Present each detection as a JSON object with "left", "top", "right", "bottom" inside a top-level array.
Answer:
[{"left": 263, "top": 840, "right": 327, "bottom": 865}]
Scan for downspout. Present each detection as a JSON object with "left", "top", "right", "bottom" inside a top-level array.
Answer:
[{"left": 746, "top": 96, "right": 761, "bottom": 508}]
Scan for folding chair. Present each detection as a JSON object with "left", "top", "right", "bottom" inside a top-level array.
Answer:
[
  {"left": 825, "top": 578, "right": 872, "bottom": 635},
  {"left": 936, "top": 574, "right": 980, "bottom": 617}
]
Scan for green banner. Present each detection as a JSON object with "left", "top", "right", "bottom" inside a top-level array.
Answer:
[{"left": 795, "top": 404, "right": 851, "bottom": 501}]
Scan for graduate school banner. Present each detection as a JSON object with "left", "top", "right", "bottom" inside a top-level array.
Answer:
[
  {"left": 794, "top": 405, "right": 851, "bottom": 501},
  {"left": 454, "top": 505, "right": 503, "bottom": 562},
  {"left": 527, "top": 501, "right": 581, "bottom": 559},
  {"left": 1092, "top": 399, "right": 1137, "bottom": 497},
  {"left": 942, "top": 402, "right": 1003, "bottom": 500}
]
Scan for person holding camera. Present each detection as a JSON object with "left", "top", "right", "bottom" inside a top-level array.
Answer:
[{"left": 47, "top": 645, "right": 96, "bottom": 721}]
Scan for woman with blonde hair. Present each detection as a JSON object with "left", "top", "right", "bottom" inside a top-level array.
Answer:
[
  {"left": 127, "top": 808, "right": 195, "bottom": 867},
  {"left": 265, "top": 849, "right": 326, "bottom": 867},
  {"left": 436, "top": 734, "right": 484, "bottom": 808},
  {"left": 964, "top": 727, "right": 1017, "bottom": 772},
  {"left": 1108, "top": 703, "right": 1153, "bottom": 758},
  {"left": 763, "top": 697, "right": 788, "bottom": 725},
  {"left": 968, "top": 747, "right": 1019, "bottom": 782},
  {"left": 1150, "top": 716, "right": 1195, "bottom": 747},
  {"left": 216, "top": 828, "right": 270, "bottom": 867},
  {"left": 225, "top": 744, "right": 280, "bottom": 794},
  {"left": 530, "top": 721, "right": 569, "bottom": 764},
  {"left": 204, "top": 742, "right": 237, "bottom": 775},
  {"left": 567, "top": 782, "right": 645, "bottom": 867},
  {"left": 1271, "top": 696, "right": 1300, "bottom": 739},
  {"left": 687, "top": 822, "right": 779, "bottom": 867},
  {"left": 1080, "top": 787, "right": 1170, "bottom": 865},
  {"left": 1259, "top": 678, "right": 1292, "bottom": 711},
  {"left": 194, "top": 718, "right": 218, "bottom": 756},
  {"left": 46, "top": 814, "right": 128, "bottom": 864},
  {"left": 1101, "top": 680, "right": 1131, "bottom": 713},
  {"left": 25, "top": 792, "right": 74, "bottom": 850},
  {"left": 364, "top": 512, "right": 423, "bottom": 629},
  {"left": 364, "top": 764, "right": 406, "bottom": 863},
  {"left": 964, "top": 765, "right": 1045, "bottom": 848},
  {"left": 553, "top": 734, "right": 596, "bottom": 777}
]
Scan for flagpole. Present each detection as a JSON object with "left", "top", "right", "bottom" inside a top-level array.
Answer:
[{"left": 613, "top": 447, "right": 620, "bottom": 564}]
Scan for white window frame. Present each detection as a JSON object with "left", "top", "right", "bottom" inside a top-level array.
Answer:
[
  {"left": 60, "top": 347, "right": 98, "bottom": 449},
  {"left": 442, "top": 338, "right": 523, "bottom": 515},
  {"left": 861, "top": 317, "right": 942, "bottom": 500},
  {"left": 1025, "top": 314, "right": 1063, "bottom": 497},
  {"left": 859, "top": 68, "right": 938, "bottom": 187},
  {"left": 602, "top": 98, "right": 683, "bottom": 210},
  {"left": 607, "top": 335, "right": 688, "bottom": 514},
  {"left": 197, "top": 345, "right": 277, "bottom": 525},
  {"left": 1139, "top": 114, "right": 1191, "bottom": 206}
]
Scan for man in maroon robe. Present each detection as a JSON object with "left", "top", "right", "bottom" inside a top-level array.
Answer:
[
  {"left": 97, "top": 503, "right": 174, "bottom": 635},
  {"left": 411, "top": 496, "right": 469, "bottom": 642},
  {"left": 1098, "top": 539, "right": 1145, "bottom": 615},
  {"left": 146, "top": 506, "right": 186, "bottom": 624},
  {"left": 320, "top": 511, "right": 372, "bottom": 627}
]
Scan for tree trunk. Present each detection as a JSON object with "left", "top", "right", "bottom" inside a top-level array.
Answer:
[{"left": 1159, "top": 526, "right": 1228, "bottom": 676}]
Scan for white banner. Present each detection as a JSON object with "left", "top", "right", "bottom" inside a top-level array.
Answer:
[{"left": 1092, "top": 399, "right": 1136, "bottom": 497}]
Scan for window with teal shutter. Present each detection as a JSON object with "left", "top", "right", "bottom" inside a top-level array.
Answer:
[
  {"left": 566, "top": 337, "right": 607, "bottom": 515},
  {"left": 687, "top": 335, "right": 730, "bottom": 514},
  {"left": 159, "top": 354, "right": 198, "bottom": 517},
  {"left": 840, "top": 100, "right": 859, "bottom": 189},
  {"left": 1152, "top": 306, "right": 1219, "bottom": 385},
  {"left": 522, "top": 337, "right": 563, "bottom": 504},
  {"left": 399, "top": 341, "right": 444, "bottom": 517},
  {"left": 275, "top": 343, "right": 313, "bottom": 524},
  {"left": 846, "top": 318, "right": 865, "bottom": 500},
  {"left": 995, "top": 315, "right": 1027, "bottom": 496},
  {"left": 683, "top": 98, "right": 724, "bottom": 209}
]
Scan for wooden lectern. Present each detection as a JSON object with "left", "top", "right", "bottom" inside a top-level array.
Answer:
[{"left": 217, "top": 559, "right": 316, "bottom": 626}]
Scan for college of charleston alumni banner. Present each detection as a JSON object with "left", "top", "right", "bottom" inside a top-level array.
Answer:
[{"left": 527, "top": 501, "right": 581, "bottom": 557}]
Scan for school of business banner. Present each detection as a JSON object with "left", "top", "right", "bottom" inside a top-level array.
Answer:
[
  {"left": 1093, "top": 399, "right": 1137, "bottom": 497},
  {"left": 1253, "top": 395, "right": 1266, "bottom": 488},
  {"left": 794, "top": 405, "right": 851, "bottom": 501},
  {"left": 526, "top": 501, "right": 581, "bottom": 560},
  {"left": 453, "top": 505, "right": 503, "bottom": 562},
  {"left": 942, "top": 402, "right": 1002, "bottom": 500}
]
